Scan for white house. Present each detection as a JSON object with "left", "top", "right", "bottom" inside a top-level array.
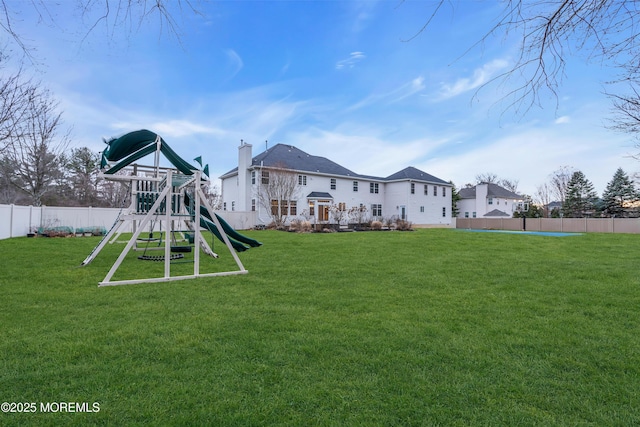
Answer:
[
  {"left": 456, "top": 182, "right": 524, "bottom": 218},
  {"left": 220, "top": 142, "right": 453, "bottom": 227}
]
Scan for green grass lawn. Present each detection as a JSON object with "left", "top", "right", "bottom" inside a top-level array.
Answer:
[{"left": 0, "top": 229, "right": 639, "bottom": 426}]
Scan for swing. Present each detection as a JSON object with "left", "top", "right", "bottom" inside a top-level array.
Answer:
[
  {"left": 169, "top": 226, "right": 193, "bottom": 253},
  {"left": 136, "top": 220, "right": 162, "bottom": 243},
  {"left": 138, "top": 253, "right": 185, "bottom": 261},
  {"left": 137, "top": 217, "right": 169, "bottom": 260}
]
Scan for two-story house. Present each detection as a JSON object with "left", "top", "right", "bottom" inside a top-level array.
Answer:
[
  {"left": 220, "top": 142, "right": 453, "bottom": 228},
  {"left": 456, "top": 182, "right": 524, "bottom": 218}
]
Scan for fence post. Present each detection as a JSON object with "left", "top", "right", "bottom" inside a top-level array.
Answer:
[{"left": 10, "top": 204, "right": 14, "bottom": 238}]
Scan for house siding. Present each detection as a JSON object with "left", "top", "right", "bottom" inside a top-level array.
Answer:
[
  {"left": 456, "top": 183, "right": 523, "bottom": 218},
  {"left": 221, "top": 143, "right": 453, "bottom": 227}
]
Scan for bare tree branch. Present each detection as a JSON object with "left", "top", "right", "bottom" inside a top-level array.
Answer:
[
  {"left": 1, "top": 0, "right": 204, "bottom": 59},
  {"left": 410, "top": 1, "right": 640, "bottom": 114}
]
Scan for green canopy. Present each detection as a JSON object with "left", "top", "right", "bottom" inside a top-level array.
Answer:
[{"left": 101, "top": 129, "right": 198, "bottom": 175}]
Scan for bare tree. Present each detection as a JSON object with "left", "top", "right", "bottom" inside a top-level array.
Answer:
[
  {"left": 409, "top": 1, "right": 640, "bottom": 114},
  {"left": 97, "top": 170, "right": 132, "bottom": 208},
  {"left": 499, "top": 178, "right": 519, "bottom": 193},
  {"left": 534, "top": 182, "right": 553, "bottom": 217},
  {"left": 0, "top": 155, "right": 25, "bottom": 203},
  {"left": 475, "top": 172, "right": 499, "bottom": 184},
  {"left": 548, "top": 166, "right": 574, "bottom": 205},
  {"left": 203, "top": 182, "right": 222, "bottom": 211},
  {"left": 255, "top": 164, "right": 301, "bottom": 228},
  {"left": 475, "top": 172, "right": 519, "bottom": 192},
  {"left": 608, "top": 86, "right": 640, "bottom": 156},
  {"left": 0, "top": 62, "right": 39, "bottom": 154},
  {"left": 5, "top": 86, "right": 69, "bottom": 206},
  {"left": 0, "top": 0, "right": 203, "bottom": 60}
]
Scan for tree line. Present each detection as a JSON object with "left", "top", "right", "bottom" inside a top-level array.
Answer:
[{"left": 526, "top": 167, "right": 638, "bottom": 218}]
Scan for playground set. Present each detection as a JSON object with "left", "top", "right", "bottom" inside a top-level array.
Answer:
[{"left": 81, "top": 129, "right": 261, "bottom": 287}]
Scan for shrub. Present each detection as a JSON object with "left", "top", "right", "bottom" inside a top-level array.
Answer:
[
  {"left": 395, "top": 219, "right": 413, "bottom": 231},
  {"left": 289, "top": 219, "right": 312, "bottom": 233},
  {"left": 371, "top": 220, "right": 383, "bottom": 230}
]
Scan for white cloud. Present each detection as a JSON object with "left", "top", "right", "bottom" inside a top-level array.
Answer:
[
  {"left": 146, "top": 120, "right": 225, "bottom": 138},
  {"left": 347, "top": 1, "right": 378, "bottom": 33},
  {"left": 288, "top": 126, "right": 449, "bottom": 178},
  {"left": 346, "top": 75, "right": 426, "bottom": 110},
  {"left": 555, "top": 115, "right": 570, "bottom": 124},
  {"left": 224, "top": 49, "right": 244, "bottom": 80},
  {"left": 423, "top": 123, "right": 636, "bottom": 197},
  {"left": 437, "top": 59, "right": 509, "bottom": 100},
  {"left": 335, "top": 51, "right": 366, "bottom": 70}
]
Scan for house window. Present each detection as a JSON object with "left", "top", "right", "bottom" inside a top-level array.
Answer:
[
  {"left": 420, "top": 206, "right": 425, "bottom": 213},
  {"left": 309, "top": 201, "right": 315, "bottom": 216},
  {"left": 262, "top": 170, "right": 270, "bottom": 185},
  {"left": 338, "top": 202, "right": 346, "bottom": 211},
  {"left": 298, "top": 175, "right": 307, "bottom": 186},
  {"left": 223, "top": 202, "right": 227, "bottom": 211},
  {"left": 442, "top": 207, "right": 446, "bottom": 217},
  {"left": 371, "top": 204, "right": 382, "bottom": 217},
  {"left": 411, "top": 183, "right": 415, "bottom": 194},
  {"left": 330, "top": 178, "right": 336, "bottom": 190},
  {"left": 251, "top": 171, "right": 256, "bottom": 185},
  {"left": 488, "top": 197, "right": 493, "bottom": 205},
  {"left": 251, "top": 199, "right": 256, "bottom": 212},
  {"left": 433, "top": 186, "right": 437, "bottom": 196},
  {"left": 370, "top": 182, "right": 379, "bottom": 194},
  {"left": 424, "top": 185, "right": 428, "bottom": 195},
  {"left": 353, "top": 181, "right": 359, "bottom": 192},
  {"left": 465, "top": 212, "right": 469, "bottom": 218},
  {"left": 290, "top": 201, "right": 297, "bottom": 216},
  {"left": 472, "top": 212, "right": 476, "bottom": 218},
  {"left": 280, "top": 200, "right": 289, "bottom": 216},
  {"left": 231, "top": 201, "right": 235, "bottom": 211},
  {"left": 442, "top": 187, "right": 446, "bottom": 197},
  {"left": 271, "top": 199, "right": 278, "bottom": 215}
]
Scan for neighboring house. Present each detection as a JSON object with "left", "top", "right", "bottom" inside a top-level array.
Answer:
[
  {"left": 220, "top": 142, "right": 453, "bottom": 227},
  {"left": 456, "top": 182, "right": 524, "bottom": 218},
  {"left": 546, "top": 201, "right": 563, "bottom": 216}
]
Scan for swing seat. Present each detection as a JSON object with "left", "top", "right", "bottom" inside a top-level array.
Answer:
[
  {"left": 171, "top": 246, "right": 192, "bottom": 253},
  {"left": 138, "top": 254, "right": 185, "bottom": 261}
]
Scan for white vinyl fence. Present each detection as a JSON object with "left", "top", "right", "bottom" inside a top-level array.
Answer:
[{"left": 0, "top": 204, "right": 257, "bottom": 240}]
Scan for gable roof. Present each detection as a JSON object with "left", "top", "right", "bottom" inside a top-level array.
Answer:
[
  {"left": 307, "top": 192, "right": 333, "bottom": 199},
  {"left": 458, "top": 182, "right": 522, "bottom": 200},
  {"left": 221, "top": 144, "right": 449, "bottom": 184},
  {"left": 221, "top": 144, "right": 357, "bottom": 178},
  {"left": 484, "top": 209, "right": 511, "bottom": 217},
  {"left": 385, "top": 166, "right": 449, "bottom": 184}
]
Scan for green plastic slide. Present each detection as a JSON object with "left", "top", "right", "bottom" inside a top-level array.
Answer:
[{"left": 101, "top": 129, "right": 198, "bottom": 175}]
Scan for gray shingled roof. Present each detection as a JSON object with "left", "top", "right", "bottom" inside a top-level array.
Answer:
[
  {"left": 221, "top": 144, "right": 449, "bottom": 184},
  {"left": 307, "top": 192, "right": 333, "bottom": 198},
  {"left": 484, "top": 209, "right": 511, "bottom": 217},
  {"left": 221, "top": 144, "right": 357, "bottom": 177},
  {"left": 458, "top": 182, "right": 522, "bottom": 200},
  {"left": 385, "top": 166, "right": 449, "bottom": 184}
]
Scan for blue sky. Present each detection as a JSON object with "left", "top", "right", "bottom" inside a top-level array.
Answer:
[{"left": 4, "top": 0, "right": 638, "bottom": 197}]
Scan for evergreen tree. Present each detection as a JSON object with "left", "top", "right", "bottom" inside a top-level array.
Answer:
[
  {"left": 450, "top": 181, "right": 461, "bottom": 217},
  {"left": 602, "top": 168, "right": 638, "bottom": 217},
  {"left": 562, "top": 171, "right": 598, "bottom": 218}
]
